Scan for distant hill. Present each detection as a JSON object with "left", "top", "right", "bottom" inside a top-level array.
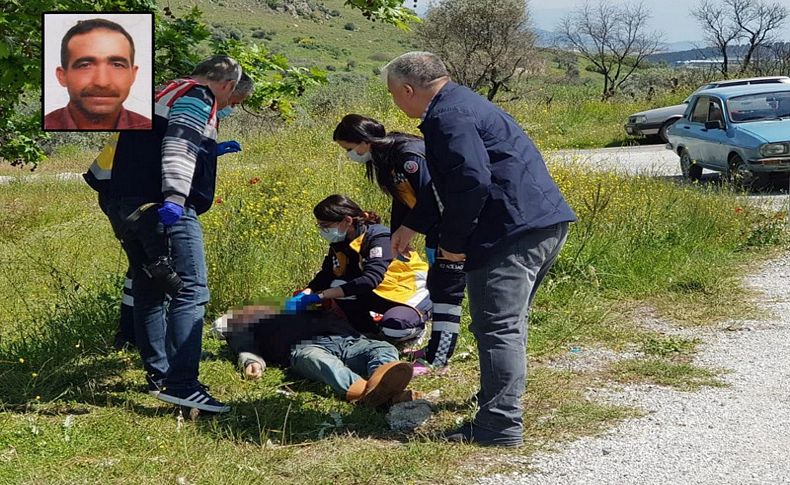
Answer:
[
  {"left": 536, "top": 31, "right": 704, "bottom": 57},
  {"left": 167, "top": 0, "right": 417, "bottom": 75},
  {"left": 663, "top": 41, "right": 699, "bottom": 53},
  {"left": 647, "top": 42, "right": 790, "bottom": 65},
  {"left": 647, "top": 46, "right": 722, "bottom": 64},
  {"left": 535, "top": 27, "right": 561, "bottom": 47}
]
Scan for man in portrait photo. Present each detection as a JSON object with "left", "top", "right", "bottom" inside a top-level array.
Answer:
[{"left": 44, "top": 16, "right": 152, "bottom": 131}]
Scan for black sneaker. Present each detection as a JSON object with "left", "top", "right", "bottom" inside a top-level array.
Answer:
[
  {"left": 443, "top": 423, "right": 523, "bottom": 448},
  {"left": 146, "top": 376, "right": 164, "bottom": 397},
  {"left": 156, "top": 385, "right": 231, "bottom": 413}
]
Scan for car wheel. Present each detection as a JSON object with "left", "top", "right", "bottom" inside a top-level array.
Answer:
[
  {"left": 659, "top": 119, "right": 677, "bottom": 143},
  {"left": 727, "top": 153, "right": 757, "bottom": 190},
  {"left": 679, "top": 149, "right": 702, "bottom": 182}
]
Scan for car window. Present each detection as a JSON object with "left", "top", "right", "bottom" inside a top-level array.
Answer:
[
  {"left": 708, "top": 98, "right": 724, "bottom": 123},
  {"left": 728, "top": 91, "right": 790, "bottom": 122},
  {"left": 749, "top": 79, "right": 783, "bottom": 85},
  {"left": 690, "top": 96, "right": 710, "bottom": 123}
]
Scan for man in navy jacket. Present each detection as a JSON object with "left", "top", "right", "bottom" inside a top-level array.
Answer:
[{"left": 385, "top": 51, "right": 576, "bottom": 447}]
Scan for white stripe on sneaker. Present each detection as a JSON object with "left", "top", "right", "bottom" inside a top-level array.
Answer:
[{"left": 155, "top": 388, "right": 231, "bottom": 413}]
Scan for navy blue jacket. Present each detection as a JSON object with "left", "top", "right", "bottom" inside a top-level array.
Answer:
[
  {"left": 378, "top": 138, "right": 441, "bottom": 249},
  {"left": 418, "top": 82, "right": 576, "bottom": 269}
]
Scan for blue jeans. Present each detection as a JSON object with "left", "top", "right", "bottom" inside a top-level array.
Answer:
[
  {"left": 289, "top": 335, "right": 399, "bottom": 396},
  {"left": 466, "top": 222, "right": 569, "bottom": 438},
  {"left": 101, "top": 196, "right": 209, "bottom": 391}
]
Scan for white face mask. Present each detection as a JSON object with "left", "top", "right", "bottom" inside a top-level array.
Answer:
[
  {"left": 346, "top": 148, "right": 372, "bottom": 164},
  {"left": 217, "top": 106, "right": 234, "bottom": 120}
]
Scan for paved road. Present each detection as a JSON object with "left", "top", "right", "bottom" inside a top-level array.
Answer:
[
  {"left": 3, "top": 145, "right": 788, "bottom": 211},
  {"left": 479, "top": 254, "right": 790, "bottom": 485},
  {"left": 550, "top": 144, "right": 681, "bottom": 176},
  {"left": 549, "top": 144, "right": 790, "bottom": 212},
  {"left": 0, "top": 172, "right": 83, "bottom": 185}
]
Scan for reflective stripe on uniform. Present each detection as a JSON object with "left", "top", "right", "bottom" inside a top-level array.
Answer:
[
  {"left": 433, "top": 303, "right": 462, "bottom": 317},
  {"left": 88, "top": 133, "right": 120, "bottom": 181},
  {"left": 431, "top": 321, "right": 461, "bottom": 334}
]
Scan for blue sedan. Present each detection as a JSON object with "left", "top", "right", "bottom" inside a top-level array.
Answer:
[{"left": 666, "top": 84, "right": 790, "bottom": 186}]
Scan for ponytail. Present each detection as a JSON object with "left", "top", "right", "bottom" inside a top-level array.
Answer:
[
  {"left": 313, "top": 194, "right": 380, "bottom": 225},
  {"left": 358, "top": 210, "right": 381, "bottom": 224}
]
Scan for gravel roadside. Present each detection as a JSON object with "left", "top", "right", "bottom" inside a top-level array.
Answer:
[{"left": 478, "top": 255, "right": 790, "bottom": 485}]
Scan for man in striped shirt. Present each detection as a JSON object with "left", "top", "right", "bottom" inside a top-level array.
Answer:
[
  {"left": 111, "top": 74, "right": 254, "bottom": 352},
  {"left": 85, "top": 56, "right": 250, "bottom": 413}
]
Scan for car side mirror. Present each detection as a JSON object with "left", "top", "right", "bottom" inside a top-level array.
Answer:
[{"left": 704, "top": 120, "right": 724, "bottom": 130}]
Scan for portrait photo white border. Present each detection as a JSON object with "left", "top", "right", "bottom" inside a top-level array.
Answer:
[{"left": 42, "top": 12, "right": 153, "bottom": 127}]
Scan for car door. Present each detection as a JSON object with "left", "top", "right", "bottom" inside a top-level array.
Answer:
[
  {"left": 675, "top": 95, "right": 713, "bottom": 167},
  {"left": 703, "top": 96, "right": 731, "bottom": 169}
]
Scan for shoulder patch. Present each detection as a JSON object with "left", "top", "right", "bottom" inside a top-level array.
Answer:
[
  {"left": 403, "top": 160, "right": 419, "bottom": 174},
  {"left": 369, "top": 246, "right": 383, "bottom": 258}
]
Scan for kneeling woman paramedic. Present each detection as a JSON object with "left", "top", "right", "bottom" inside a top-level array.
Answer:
[
  {"left": 332, "top": 114, "right": 467, "bottom": 375},
  {"left": 288, "top": 194, "right": 432, "bottom": 344}
]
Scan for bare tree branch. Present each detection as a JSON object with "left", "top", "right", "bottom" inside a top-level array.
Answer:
[
  {"left": 557, "top": 0, "right": 663, "bottom": 99},
  {"left": 723, "top": 0, "right": 789, "bottom": 73}
]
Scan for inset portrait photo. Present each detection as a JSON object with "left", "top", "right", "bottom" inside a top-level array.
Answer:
[{"left": 42, "top": 12, "right": 153, "bottom": 131}]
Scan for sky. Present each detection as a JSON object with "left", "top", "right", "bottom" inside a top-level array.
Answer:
[{"left": 412, "top": 0, "right": 790, "bottom": 45}]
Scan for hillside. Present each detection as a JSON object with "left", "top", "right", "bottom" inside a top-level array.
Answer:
[
  {"left": 647, "top": 42, "right": 790, "bottom": 65},
  {"left": 168, "top": 0, "right": 419, "bottom": 76}
]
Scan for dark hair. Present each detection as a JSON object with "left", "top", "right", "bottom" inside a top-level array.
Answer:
[
  {"left": 313, "top": 194, "right": 381, "bottom": 225},
  {"left": 61, "top": 18, "right": 135, "bottom": 68},
  {"left": 333, "top": 114, "right": 424, "bottom": 197},
  {"left": 333, "top": 114, "right": 386, "bottom": 144}
]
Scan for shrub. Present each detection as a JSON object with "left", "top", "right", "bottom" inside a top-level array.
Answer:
[
  {"left": 344, "top": 22, "right": 356, "bottom": 31},
  {"left": 369, "top": 53, "right": 390, "bottom": 62},
  {"left": 252, "top": 29, "right": 276, "bottom": 40}
]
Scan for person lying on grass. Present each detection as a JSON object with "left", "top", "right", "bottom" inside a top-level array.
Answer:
[{"left": 212, "top": 305, "right": 421, "bottom": 407}]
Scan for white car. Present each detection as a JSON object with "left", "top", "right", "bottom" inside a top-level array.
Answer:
[{"left": 624, "top": 76, "right": 790, "bottom": 142}]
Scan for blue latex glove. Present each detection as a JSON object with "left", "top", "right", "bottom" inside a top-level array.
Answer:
[
  {"left": 425, "top": 247, "right": 437, "bottom": 266},
  {"left": 158, "top": 201, "right": 184, "bottom": 226},
  {"left": 284, "top": 292, "right": 321, "bottom": 313},
  {"left": 216, "top": 140, "right": 241, "bottom": 156}
]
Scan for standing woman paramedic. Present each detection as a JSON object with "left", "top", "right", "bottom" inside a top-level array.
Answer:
[{"left": 332, "top": 114, "right": 466, "bottom": 375}]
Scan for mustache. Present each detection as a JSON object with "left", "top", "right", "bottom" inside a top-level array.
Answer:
[{"left": 80, "top": 87, "right": 121, "bottom": 97}]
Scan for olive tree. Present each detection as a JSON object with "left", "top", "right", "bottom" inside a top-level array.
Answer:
[{"left": 417, "top": 0, "right": 537, "bottom": 101}]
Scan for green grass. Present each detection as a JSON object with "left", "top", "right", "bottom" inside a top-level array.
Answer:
[
  {"left": 168, "top": 0, "right": 415, "bottom": 74},
  {"left": 1, "top": 93, "right": 787, "bottom": 481},
  {"left": 610, "top": 359, "right": 727, "bottom": 391}
]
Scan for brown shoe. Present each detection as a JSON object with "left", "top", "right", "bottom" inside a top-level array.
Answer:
[
  {"left": 346, "top": 378, "right": 368, "bottom": 402},
  {"left": 357, "top": 361, "right": 413, "bottom": 408}
]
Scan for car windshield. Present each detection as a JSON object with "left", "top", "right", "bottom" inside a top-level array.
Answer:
[{"left": 727, "top": 91, "right": 790, "bottom": 122}]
